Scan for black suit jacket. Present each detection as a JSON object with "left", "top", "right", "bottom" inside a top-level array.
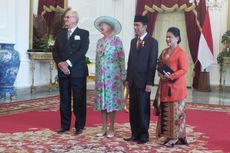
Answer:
[
  {"left": 126, "top": 34, "right": 158, "bottom": 88},
  {"left": 52, "top": 27, "right": 89, "bottom": 78}
]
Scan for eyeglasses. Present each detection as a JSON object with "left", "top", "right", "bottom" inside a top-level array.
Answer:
[{"left": 64, "top": 16, "right": 74, "bottom": 19}]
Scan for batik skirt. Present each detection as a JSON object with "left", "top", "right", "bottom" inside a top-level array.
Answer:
[{"left": 156, "top": 100, "right": 186, "bottom": 139}]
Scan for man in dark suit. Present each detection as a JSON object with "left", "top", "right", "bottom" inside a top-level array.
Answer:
[
  {"left": 52, "top": 8, "right": 89, "bottom": 135},
  {"left": 124, "top": 15, "right": 158, "bottom": 144}
]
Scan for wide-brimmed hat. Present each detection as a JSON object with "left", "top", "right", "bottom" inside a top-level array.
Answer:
[{"left": 94, "top": 16, "right": 122, "bottom": 35}]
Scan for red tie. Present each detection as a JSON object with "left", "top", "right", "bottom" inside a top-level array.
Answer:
[{"left": 136, "top": 38, "right": 141, "bottom": 49}]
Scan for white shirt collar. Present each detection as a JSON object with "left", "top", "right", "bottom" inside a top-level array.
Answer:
[
  {"left": 139, "top": 32, "right": 147, "bottom": 40},
  {"left": 69, "top": 26, "right": 77, "bottom": 33}
]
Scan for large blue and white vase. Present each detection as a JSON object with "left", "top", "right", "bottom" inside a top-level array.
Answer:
[{"left": 0, "top": 43, "right": 20, "bottom": 100}]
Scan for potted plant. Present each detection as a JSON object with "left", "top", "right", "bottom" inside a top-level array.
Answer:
[{"left": 217, "top": 31, "right": 230, "bottom": 64}]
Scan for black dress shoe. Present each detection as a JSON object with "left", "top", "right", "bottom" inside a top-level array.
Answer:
[
  {"left": 75, "top": 129, "right": 83, "bottom": 135},
  {"left": 177, "top": 137, "right": 188, "bottom": 145},
  {"left": 123, "top": 136, "right": 139, "bottom": 142},
  {"left": 57, "top": 128, "right": 69, "bottom": 134},
  {"left": 138, "top": 138, "right": 149, "bottom": 144}
]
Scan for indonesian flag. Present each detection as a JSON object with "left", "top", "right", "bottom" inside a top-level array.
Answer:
[{"left": 198, "top": 10, "right": 214, "bottom": 71}]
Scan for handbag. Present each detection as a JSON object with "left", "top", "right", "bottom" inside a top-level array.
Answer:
[
  {"left": 157, "top": 64, "right": 174, "bottom": 75},
  {"left": 157, "top": 64, "right": 177, "bottom": 83}
]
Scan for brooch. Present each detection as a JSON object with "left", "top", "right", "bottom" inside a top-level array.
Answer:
[{"left": 141, "top": 40, "right": 145, "bottom": 47}]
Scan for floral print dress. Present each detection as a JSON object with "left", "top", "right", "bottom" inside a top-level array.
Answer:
[{"left": 95, "top": 36, "right": 126, "bottom": 112}]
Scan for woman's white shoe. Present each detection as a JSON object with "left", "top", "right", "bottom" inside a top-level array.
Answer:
[
  {"left": 106, "top": 130, "right": 115, "bottom": 138},
  {"left": 96, "top": 130, "right": 106, "bottom": 137}
]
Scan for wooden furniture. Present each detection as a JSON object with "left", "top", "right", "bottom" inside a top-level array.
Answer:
[
  {"left": 28, "top": 51, "right": 96, "bottom": 93},
  {"left": 28, "top": 51, "right": 56, "bottom": 93},
  {"left": 87, "top": 63, "right": 96, "bottom": 81},
  {"left": 197, "top": 71, "right": 211, "bottom": 92},
  {"left": 219, "top": 57, "right": 230, "bottom": 90}
]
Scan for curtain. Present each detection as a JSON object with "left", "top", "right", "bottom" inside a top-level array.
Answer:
[
  {"left": 135, "top": 0, "right": 206, "bottom": 89},
  {"left": 37, "top": 0, "right": 64, "bottom": 30},
  {"left": 184, "top": 1, "right": 206, "bottom": 89}
]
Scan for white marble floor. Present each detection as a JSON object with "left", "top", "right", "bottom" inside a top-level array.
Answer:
[{"left": 1, "top": 84, "right": 230, "bottom": 106}]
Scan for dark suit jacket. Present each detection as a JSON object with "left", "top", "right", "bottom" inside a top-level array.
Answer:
[
  {"left": 126, "top": 34, "right": 158, "bottom": 88},
  {"left": 52, "top": 27, "right": 89, "bottom": 78}
]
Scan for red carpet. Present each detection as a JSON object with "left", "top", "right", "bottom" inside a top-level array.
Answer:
[
  {"left": 187, "top": 109, "right": 230, "bottom": 152},
  {"left": 0, "top": 103, "right": 230, "bottom": 152}
]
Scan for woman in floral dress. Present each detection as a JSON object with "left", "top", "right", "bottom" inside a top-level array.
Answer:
[{"left": 94, "top": 16, "right": 126, "bottom": 138}]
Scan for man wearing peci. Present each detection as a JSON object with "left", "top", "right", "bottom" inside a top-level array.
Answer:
[
  {"left": 52, "top": 8, "right": 89, "bottom": 135},
  {"left": 124, "top": 15, "right": 158, "bottom": 144}
]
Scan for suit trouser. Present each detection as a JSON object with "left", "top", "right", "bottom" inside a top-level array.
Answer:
[
  {"left": 129, "top": 83, "right": 151, "bottom": 139},
  {"left": 58, "top": 76, "right": 87, "bottom": 130}
]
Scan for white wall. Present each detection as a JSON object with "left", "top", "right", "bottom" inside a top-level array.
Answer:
[
  {"left": 0, "top": 0, "right": 229, "bottom": 88},
  {"left": 0, "top": 0, "right": 16, "bottom": 43}
]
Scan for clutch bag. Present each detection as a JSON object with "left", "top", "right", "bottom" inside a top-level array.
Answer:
[
  {"left": 158, "top": 64, "right": 177, "bottom": 83},
  {"left": 158, "top": 64, "right": 174, "bottom": 75}
]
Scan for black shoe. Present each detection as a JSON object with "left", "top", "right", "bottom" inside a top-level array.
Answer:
[
  {"left": 138, "top": 138, "right": 149, "bottom": 144},
  {"left": 57, "top": 128, "right": 69, "bottom": 134},
  {"left": 177, "top": 137, "right": 188, "bottom": 145},
  {"left": 75, "top": 128, "right": 83, "bottom": 135},
  {"left": 123, "top": 136, "right": 139, "bottom": 142}
]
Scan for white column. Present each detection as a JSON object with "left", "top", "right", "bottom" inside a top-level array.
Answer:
[
  {"left": 14, "top": 0, "right": 31, "bottom": 88},
  {"left": 0, "top": 0, "right": 16, "bottom": 43}
]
